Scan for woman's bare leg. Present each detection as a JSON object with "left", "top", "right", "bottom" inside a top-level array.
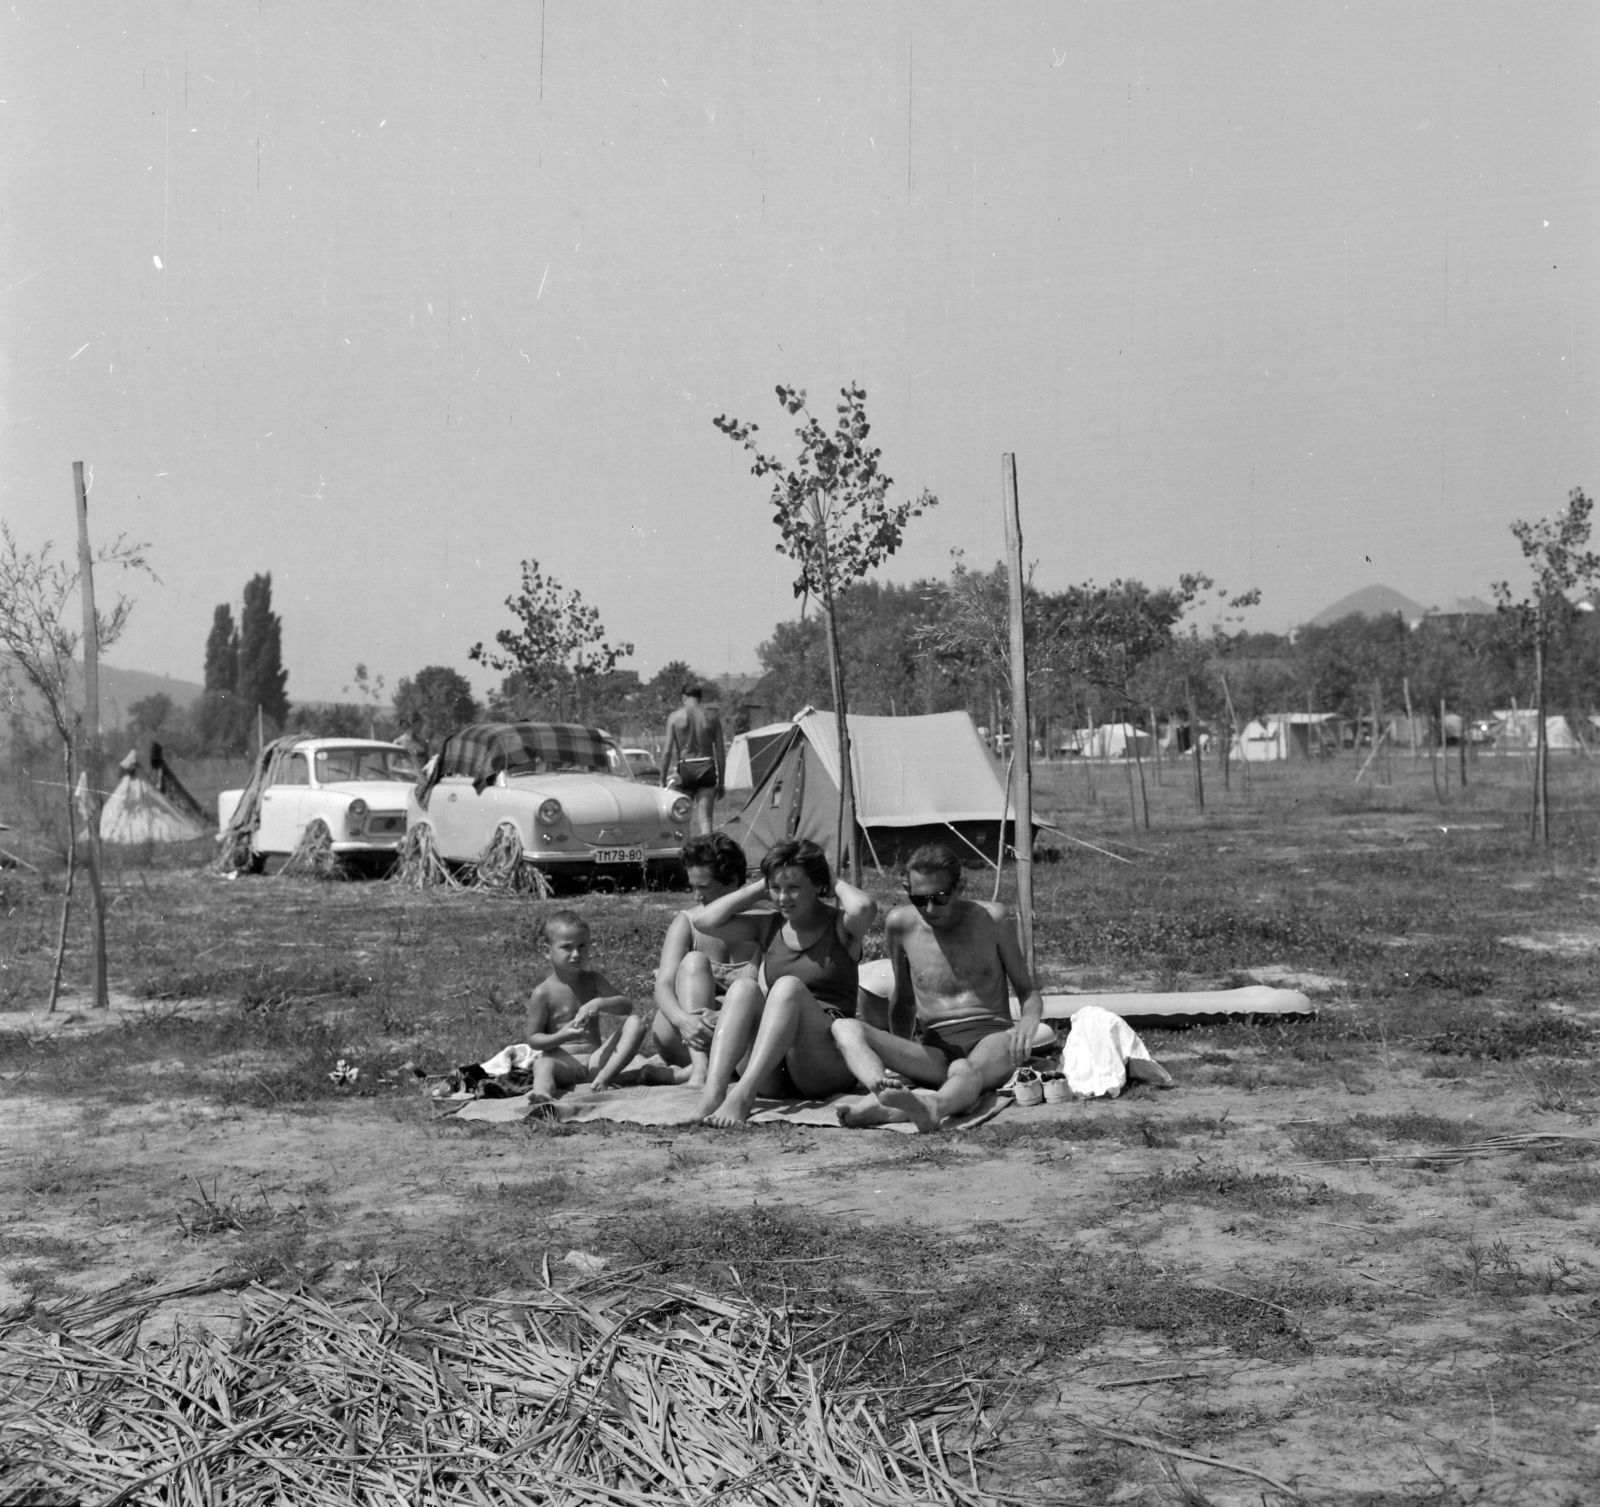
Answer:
[
  {"left": 704, "top": 979, "right": 853, "bottom": 1127},
  {"left": 693, "top": 978, "right": 765, "bottom": 1119}
]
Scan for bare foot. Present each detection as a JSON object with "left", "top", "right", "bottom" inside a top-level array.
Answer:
[
  {"left": 875, "top": 1086, "right": 942, "bottom": 1134},
  {"left": 702, "top": 1087, "right": 755, "bottom": 1128},
  {"left": 836, "top": 1095, "right": 908, "bottom": 1128}
]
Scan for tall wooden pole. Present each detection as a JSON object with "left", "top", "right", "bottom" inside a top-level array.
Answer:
[
  {"left": 1001, "top": 454, "right": 1034, "bottom": 976},
  {"left": 73, "top": 462, "right": 109, "bottom": 1009}
]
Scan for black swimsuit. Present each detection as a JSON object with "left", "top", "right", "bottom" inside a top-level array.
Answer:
[{"left": 759, "top": 911, "right": 859, "bottom": 1019}]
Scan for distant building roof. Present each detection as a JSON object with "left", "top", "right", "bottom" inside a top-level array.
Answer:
[
  {"left": 1308, "top": 585, "right": 1427, "bottom": 628},
  {"left": 1423, "top": 595, "right": 1496, "bottom": 620}
]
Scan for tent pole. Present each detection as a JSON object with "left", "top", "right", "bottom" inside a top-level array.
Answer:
[
  {"left": 73, "top": 461, "right": 109, "bottom": 1011},
  {"left": 860, "top": 824, "right": 884, "bottom": 877},
  {"left": 994, "top": 750, "right": 1014, "bottom": 901},
  {"left": 1001, "top": 453, "right": 1034, "bottom": 975},
  {"left": 945, "top": 821, "right": 1000, "bottom": 875}
]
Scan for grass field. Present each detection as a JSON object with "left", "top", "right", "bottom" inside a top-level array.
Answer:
[{"left": 2, "top": 753, "right": 1598, "bottom": 1502}]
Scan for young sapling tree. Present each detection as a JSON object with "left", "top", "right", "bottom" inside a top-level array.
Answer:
[{"left": 714, "top": 385, "right": 936, "bottom": 876}]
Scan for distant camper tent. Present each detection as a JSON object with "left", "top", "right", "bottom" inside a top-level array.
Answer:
[
  {"left": 722, "top": 722, "right": 794, "bottom": 791},
  {"left": 99, "top": 749, "right": 209, "bottom": 844},
  {"left": 1078, "top": 723, "right": 1153, "bottom": 761},
  {"left": 1490, "top": 710, "right": 1582, "bottom": 753},
  {"left": 1231, "top": 713, "right": 1343, "bottom": 762},
  {"left": 721, "top": 708, "right": 1016, "bottom": 869}
]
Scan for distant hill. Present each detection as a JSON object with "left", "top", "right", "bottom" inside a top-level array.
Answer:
[
  {"left": 1, "top": 655, "right": 204, "bottom": 731},
  {"left": 1308, "top": 585, "right": 1426, "bottom": 628}
]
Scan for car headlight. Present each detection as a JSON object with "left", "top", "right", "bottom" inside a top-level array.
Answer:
[
  {"left": 538, "top": 798, "right": 564, "bottom": 826},
  {"left": 349, "top": 798, "right": 369, "bottom": 818},
  {"left": 669, "top": 796, "right": 692, "bottom": 825}
]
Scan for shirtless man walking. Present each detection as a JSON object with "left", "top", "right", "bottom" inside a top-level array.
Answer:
[
  {"left": 831, "top": 843, "right": 1043, "bottom": 1133},
  {"left": 660, "top": 685, "right": 725, "bottom": 837}
]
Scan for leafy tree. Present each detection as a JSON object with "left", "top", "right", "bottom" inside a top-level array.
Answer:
[
  {"left": 287, "top": 703, "right": 368, "bottom": 737},
  {"left": 238, "top": 573, "right": 289, "bottom": 726},
  {"left": 203, "top": 605, "right": 239, "bottom": 693},
  {"left": 469, "top": 559, "right": 633, "bottom": 722},
  {"left": 714, "top": 384, "right": 937, "bottom": 875},
  {"left": 0, "top": 521, "right": 150, "bottom": 1010},
  {"left": 392, "top": 666, "right": 481, "bottom": 745},
  {"left": 1494, "top": 487, "right": 1600, "bottom": 842},
  {"left": 126, "top": 693, "right": 176, "bottom": 742}
]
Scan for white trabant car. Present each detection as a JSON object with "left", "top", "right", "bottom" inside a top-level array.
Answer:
[
  {"left": 218, "top": 738, "right": 420, "bottom": 871},
  {"left": 408, "top": 722, "right": 690, "bottom": 886}
]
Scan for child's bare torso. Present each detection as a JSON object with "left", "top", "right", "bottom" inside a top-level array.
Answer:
[{"left": 531, "top": 969, "right": 610, "bottom": 1053}]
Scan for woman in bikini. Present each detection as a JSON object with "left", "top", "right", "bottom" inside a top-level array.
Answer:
[
  {"left": 648, "top": 833, "right": 767, "bottom": 1085},
  {"left": 690, "top": 838, "right": 877, "bottom": 1127}
]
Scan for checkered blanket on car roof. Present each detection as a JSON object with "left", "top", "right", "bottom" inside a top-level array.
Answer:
[{"left": 416, "top": 723, "right": 611, "bottom": 805}]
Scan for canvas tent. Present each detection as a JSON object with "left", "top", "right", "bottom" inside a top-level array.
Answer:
[
  {"left": 721, "top": 708, "right": 1017, "bottom": 869},
  {"left": 723, "top": 722, "right": 794, "bottom": 790},
  {"left": 1080, "top": 723, "right": 1151, "bottom": 760},
  {"left": 100, "top": 750, "right": 209, "bottom": 844},
  {"left": 1231, "top": 713, "right": 1343, "bottom": 762},
  {"left": 1490, "top": 710, "right": 1582, "bottom": 752}
]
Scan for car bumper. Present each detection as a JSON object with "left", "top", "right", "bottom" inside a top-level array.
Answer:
[
  {"left": 522, "top": 847, "right": 681, "bottom": 870},
  {"left": 331, "top": 836, "right": 405, "bottom": 854}
]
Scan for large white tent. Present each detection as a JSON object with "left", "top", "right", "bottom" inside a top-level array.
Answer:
[
  {"left": 100, "top": 751, "right": 209, "bottom": 844},
  {"left": 721, "top": 708, "right": 1015, "bottom": 868}
]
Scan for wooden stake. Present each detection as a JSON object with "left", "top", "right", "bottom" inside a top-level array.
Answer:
[
  {"left": 1001, "top": 453, "right": 1034, "bottom": 976},
  {"left": 73, "top": 461, "right": 109, "bottom": 1010}
]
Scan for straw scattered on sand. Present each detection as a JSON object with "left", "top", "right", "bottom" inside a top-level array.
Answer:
[{"left": 2, "top": 1267, "right": 1004, "bottom": 1506}]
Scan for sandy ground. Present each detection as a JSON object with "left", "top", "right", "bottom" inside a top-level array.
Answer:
[{"left": 5, "top": 1045, "right": 1597, "bottom": 1504}]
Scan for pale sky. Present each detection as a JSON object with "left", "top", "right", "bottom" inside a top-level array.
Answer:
[{"left": 3, "top": 2, "right": 1596, "bottom": 701}]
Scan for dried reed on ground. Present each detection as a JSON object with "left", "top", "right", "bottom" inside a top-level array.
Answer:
[
  {"left": 1, "top": 1269, "right": 997, "bottom": 1506},
  {"left": 277, "top": 820, "right": 343, "bottom": 881},
  {"left": 472, "top": 823, "right": 555, "bottom": 898},
  {"left": 391, "top": 823, "right": 463, "bottom": 890}
]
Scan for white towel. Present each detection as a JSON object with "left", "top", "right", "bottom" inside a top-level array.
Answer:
[
  {"left": 477, "top": 1043, "right": 541, "bottom": 1076},
  {"left": 1060, "top": 1005, "right": 1167, "bottom": 1098}
]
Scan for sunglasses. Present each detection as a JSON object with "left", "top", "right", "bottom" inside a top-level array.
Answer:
[{"left": 906, "top": 888, "right": 956, "bottom": 911}]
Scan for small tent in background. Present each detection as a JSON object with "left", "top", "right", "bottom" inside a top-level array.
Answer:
[
  {"left": 723, "top": 722, "right": 795, "bottom": 791},
  {"left": 1231, "top": 712, "right": 1343, "bottom": 762},
  {"left": 150, "top": 741, "right": 209, "bottom": 826},
  {"left": 1081, "top": 723, "right": 1152, "bottom": 761},
  {"left": 721, "top": 708, "right": 1016, "bottom": 869},
  {"left": 100, "top": 750, "right": 210, "bottom": 844},
  {"left": 1490, "top": 710, "right": 1582, "bottom": 753}
]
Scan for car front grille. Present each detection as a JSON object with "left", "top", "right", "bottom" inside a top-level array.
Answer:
[
  {"left": 365, "top": 814, "right": 406, "bottom": 837},
  {"left": 572, "top": 822, "right": 653, "bottom": 846}
]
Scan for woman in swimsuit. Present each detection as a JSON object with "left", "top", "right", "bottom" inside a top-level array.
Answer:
[
  {"left": 648, "top": 833, "right": 766, "bottom": 1085},
  {"left": 690, "top": 839, "right": 877, "bottom": 1127}
]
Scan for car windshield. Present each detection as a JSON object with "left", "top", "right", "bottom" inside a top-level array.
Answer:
[
  {"left": 503, "top": 743, "right": 632, "bottom": 779},
  {"left": 315, "top": 747, "right": 419, "bottom": 784}
]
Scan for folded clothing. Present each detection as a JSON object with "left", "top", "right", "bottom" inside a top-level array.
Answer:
[{"left": 1060, "top": 1005, "right": 1171, "bottom": 1098}]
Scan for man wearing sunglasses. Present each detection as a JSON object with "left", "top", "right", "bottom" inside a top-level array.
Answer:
[{"left": 832, "top": 842, "right": 1044, "bottom": 1133}]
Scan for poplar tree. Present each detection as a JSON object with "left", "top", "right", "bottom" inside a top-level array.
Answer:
[{"left": 237, "top": 573, "right": 289, "bottom": 726}]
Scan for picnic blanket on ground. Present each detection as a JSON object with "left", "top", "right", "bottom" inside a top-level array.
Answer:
[{"left": 441, "top": 1081, "right": 1009, "bottom": 1132}]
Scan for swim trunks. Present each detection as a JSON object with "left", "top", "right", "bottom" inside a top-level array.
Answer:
[
  {"left": 759, "top": 912, "right": 859, "bottom": 1019},
  {"left": 918, "top": 1015, "right": 1011, "bottom": 1060},
  {"left": 673, "top": 756, "right": 718, "bottom": 791},
  {"left": 710, "top": 959, "right": 756, "bottom": 996}
]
